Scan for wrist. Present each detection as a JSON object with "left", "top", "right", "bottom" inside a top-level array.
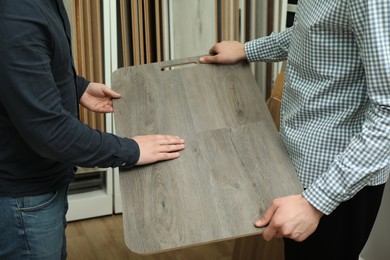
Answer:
[
  {"left": 301, "top": 193, "right": 325, "bottom": 218},
  {"left": 238, "top": 42, "right": 247, "bottom": 61}
]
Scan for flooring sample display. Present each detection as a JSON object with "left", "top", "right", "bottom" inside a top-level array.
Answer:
[
  {"left": 67, "top": 0, "right": 105, "bottom": 131},
  {"left": 112, "top": 56, "right": 302, "bottom": 254}
]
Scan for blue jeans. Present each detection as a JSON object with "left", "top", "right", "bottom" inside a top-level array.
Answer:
[{"left": 0, "top": 185, "right": 69, "bottom": 260}]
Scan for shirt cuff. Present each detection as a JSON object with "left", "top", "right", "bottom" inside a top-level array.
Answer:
[
  {"left": 302, "top": 183, "right": 340, "bottom": 215},
  {"left": 121, "top": 138, "right": 140, "bottom": 168},
  {"left": 245, "top": 40, "right": 260, "bottom": 62},
  {"left": 76, "top": 76, "right": 90, "bottom": 101}
]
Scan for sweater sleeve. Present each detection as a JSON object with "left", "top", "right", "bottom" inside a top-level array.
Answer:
[{"left": 76, "top": 75, "right": 90, "bottom": 101}]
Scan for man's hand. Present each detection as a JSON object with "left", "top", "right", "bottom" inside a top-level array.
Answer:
[
  {"left": 199, "top": 41, "right": 247, "bottom": 64},
  {"left": 80, "top": 82, "right": 121, "bottom": 113},
  {"left": 255, "top": 194, "right": 324, "bottom": 242},
  {"left": 132, "top": 135, "right": 185, "bottom": 165}
]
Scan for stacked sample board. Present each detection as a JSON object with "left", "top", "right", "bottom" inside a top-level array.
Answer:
[{"left": 118, "top": 0, "right": 165, "bottom": 66}]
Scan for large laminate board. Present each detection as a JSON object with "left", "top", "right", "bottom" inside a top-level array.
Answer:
[{"left": 112, "top": 56, "right": 302, "bottom": 254}]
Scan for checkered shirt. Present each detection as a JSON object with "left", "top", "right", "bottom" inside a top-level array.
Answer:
[{"left": 245, "top": 0, "right": 390, "bottom": 214}]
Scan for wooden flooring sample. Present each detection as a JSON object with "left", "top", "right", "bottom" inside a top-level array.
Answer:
[{"left": 112, "top": 56, "right": 302, "bottom": 254}]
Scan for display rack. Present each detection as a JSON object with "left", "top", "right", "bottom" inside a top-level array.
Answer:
[{"left": 65, "top": 0, "right": 117, "bottom": 221}]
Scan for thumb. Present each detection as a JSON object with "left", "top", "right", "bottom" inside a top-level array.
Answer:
[
  {"left": 103, "top": 87, "right": 121, "bottom": 99},
  {"left": 199, "top": 55, "right": 218, "bottom": 64},
  {"left": 254, "top": 203, "right": 277, "bottom": 228}
]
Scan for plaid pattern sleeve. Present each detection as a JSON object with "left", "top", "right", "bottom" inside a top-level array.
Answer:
[
  {"left": 245, "top": 27, "right": 292, "bottom": 63},
  {"left": 246, "top": 0, "right": 389, "bottom": 215}
]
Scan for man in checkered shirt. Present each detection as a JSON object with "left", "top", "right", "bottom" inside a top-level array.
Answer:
[{"left": 201, "top": 1, "right": 389, "bottom": 259}]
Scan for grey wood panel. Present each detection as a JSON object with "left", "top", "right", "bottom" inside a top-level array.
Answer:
[
  {"left": 168, "top": 0, "right": 216, "bottom": 59},
  {"left": 112, "top": 56, "right": 302, "bottom": 254}
]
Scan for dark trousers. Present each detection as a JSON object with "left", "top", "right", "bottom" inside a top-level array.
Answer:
[{"left": 284, "top": 184, "right": 385, "bottom": 260}]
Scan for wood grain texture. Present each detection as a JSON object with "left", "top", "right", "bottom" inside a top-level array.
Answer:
[
  {"left": 66, "top": 214, "right": 284, "bottom": 260},
  {"left": 112, "top": 56, "right": 302, "bottom": 254},
  {"left": 168, "top": 0, "right": 216, "bottom": 59}
]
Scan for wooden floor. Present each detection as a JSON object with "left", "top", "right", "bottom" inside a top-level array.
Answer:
[{"left": 66, "top": 214, "right": 284, "bottom": 260}]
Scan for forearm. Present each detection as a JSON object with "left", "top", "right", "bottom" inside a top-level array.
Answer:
[
  {"left": 304, "top": 103, "right": 390, "bottom": 214},
  {"left": 26, "top": 112, "right": 140, "bottom": 168},
  {"left": 245, "top": 27, "right": 293, "bottom": 62}
]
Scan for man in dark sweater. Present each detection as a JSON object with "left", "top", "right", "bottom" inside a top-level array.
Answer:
[{"left": 0, "top": 1, "right": 185, "bottom": 259}]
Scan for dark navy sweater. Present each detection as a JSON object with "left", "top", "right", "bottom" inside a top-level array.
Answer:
[{"left": 0, "top": 0, "right": 139, "bottom": 196}]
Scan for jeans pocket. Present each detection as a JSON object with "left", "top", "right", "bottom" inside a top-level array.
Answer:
[
  {"left": 17, "top": 191, "right": 58, "bottom": 212},
  {"left": 12, "top": 189, "right": 67, "bottom": 259}
]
